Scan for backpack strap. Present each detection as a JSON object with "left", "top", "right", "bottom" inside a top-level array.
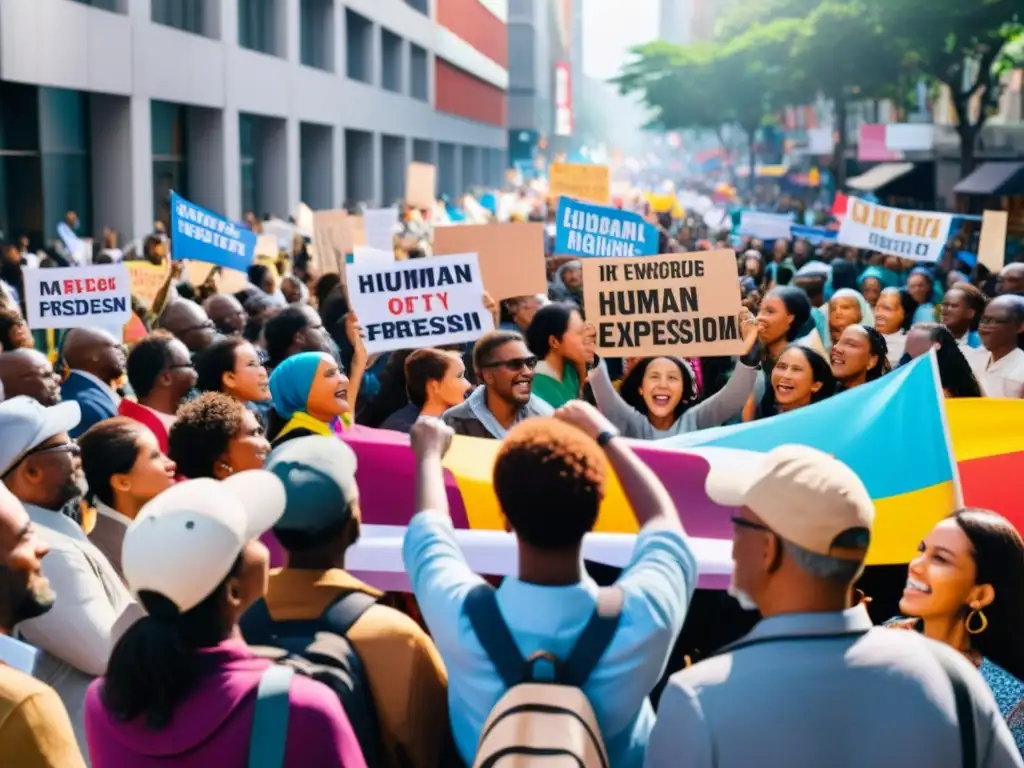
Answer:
[
  {"left": 564, "top": 587, "right": 624, "bottom": 687},
  {"left": 928, "top": 647, "right": 977, "bottom": 768},
  {"left": 320, "top": 591, "right": 378, "bottom": 637},
  {"left": 463, "top": 583, "right": 524, "bottom": 689},
  {"left": 248, "top": 664, "right": 295, "bottom": 768}
]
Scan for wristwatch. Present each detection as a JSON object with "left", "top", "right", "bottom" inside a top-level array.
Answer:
[{"left": 596, "top": 429, "right": 619, "bottom": 447}]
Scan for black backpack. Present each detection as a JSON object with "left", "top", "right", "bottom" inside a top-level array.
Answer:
[{"left": 241, "top": 591, "right": 381, "bottom": 765}]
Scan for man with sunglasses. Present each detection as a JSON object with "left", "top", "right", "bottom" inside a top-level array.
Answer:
[
  {"left": 441, "top": 330, "right": 553, "bottom": 439},
  {"left": 0, "top": 396, "right": 138, "bottom": 757}
]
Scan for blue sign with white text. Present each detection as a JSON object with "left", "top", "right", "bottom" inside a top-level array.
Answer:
[
  {"left": 555, "top": 198, "right": 659, "bottom": 258},
  {"left": 790, "top": 224, "right": 837, "bottom": 246},
  {"left": 170, "top": 191, "right": 257, "bottom": 272}
]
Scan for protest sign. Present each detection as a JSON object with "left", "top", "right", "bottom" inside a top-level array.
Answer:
[
  {"left": 978, "top": 210, "right": 1009, "bottom": 273},
  {"left": 346, "top": 252, "right": 494, "bottom": 355},
  {"left": 311, "top": 210, "right": 352, "bottom": 277},
  {"left": 24, "top": 264, "right": 131, "bottom": 331},
  {"left": 548, "top": 163, "right": 609, "bottom": 204},
  {"left": 57, "top": 223, "right": 89, "bottom": 265},
  {"left": 363, "top": 207, "right": 398, "bottom": 252},
  {"left": 837, "top": 197, "right": 953, "bottom": 263},
  {"left": 405, "top": 162, "right": 437, "bottom": 209},
  {"left": 433, "top": 222, "right": 548, "bottom": 301},
  {"left": 582, "top": 250, "right": 745, "bottom": 358},
  {"left": 126, "top": 261, "right": 169, "bottom": 309},
  {"left": 183, "top": 262, "right": 248, "bottom": 294},
  {"left": 255, "top": 234, "right": 280, "bottom": 260},
  {"left": 170, "top": 191, "right": 256, "bottom": 272},
  {"left": 555, "top": 198, "right": 658, "bottom": 259},
  {"left": 353, "top": 246, "right": 396, "bottom": 268},
  {"left": 737, "top": 211, "right": 794, "bottom": 240}
]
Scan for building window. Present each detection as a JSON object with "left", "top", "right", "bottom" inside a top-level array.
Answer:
[
  {"left": 239, "top": 0, "right": 278, "bottom": 56},
  {"left": 69, "top": 0, "right": 124, "bottom": 12},
  {"left": 405, "top": 0, "right": 427, "bottom": 15},
  {"left": 409, "top": 44, "right": 428, "bottom": 101},
  {"left": 151, "top": 0, "right": 207, "bottom": 35},
  {"left": 239, "top": 115, "right": 260, "bottom": 218},
  {"left": 0, "top": 82, "right": 43, "bottom": 247},
  {"left": 345, "top": 10, "right": 372, "bottom": 84},
  {"left": 381, "top": 30, "right": 403, "bottom": 93},
  {"left": 152, "top": 101, "right": 188, "bottom": 229},
  {"left": 38, "top": 88, "right": 92, "bottom": 239},
  {"left": 301, "top": 0, "right": 334, "bottom": 71}
]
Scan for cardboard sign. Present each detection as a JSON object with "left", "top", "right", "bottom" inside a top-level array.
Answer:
[
  {"left": 433, "top": 222, "right": 548, "bottom": 301},
  {"left": 555, "top": 198, "right": 658, "bottom": 258},
  {"left": 126, "top": 261, "right": 170, "bottom": 309},
  {"left": 170, "top": 191, "right": 256, "bottom": 272},
  {"left": 549, "top": 163, "right": 609, "bottom": 204},
  {"left": 405, "top": 162, "right": 437, "bottom": 209},
  {"left": 255, "top": 234, "right": 280, "bottom": 260},
  {"left": 978, "top": 210, "right": 1009, "bottom": 273},
  {"left": 363, "top": 207, "right": 398, "bottom": 252},
  {"left": 353, "top": 246, "right": 396, "bottom": 268},
  {"left": 837, "top": 197, "right": 953, "bottom": 263},
  {"left": 311, "top": 210, "right": 352, "bottom": 277},
  {"left": 582, "top": 250, "right": 745, "bottom": 358},
  {"left": 345, "top": 252, "right": 494, "bottom": 355},
  {"left": 24, "top": 264, "right": 132, "bottom": 331},
  {"left": 183, "top": 262, "right": 248, "bottom": 294}
]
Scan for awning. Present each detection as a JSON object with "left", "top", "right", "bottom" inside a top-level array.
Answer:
[
  {"left": 953, "top": 162, "right": 1024, "bottom": 196},
  {"left": 846, "top": 162, "right": 915, "bottom": 192}
]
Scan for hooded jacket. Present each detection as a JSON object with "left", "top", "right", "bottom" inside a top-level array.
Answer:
[
  {"left": 440, "top": 385, "right": 552, "bottom": 439},
  {"left": 83, "top": 639, "right": 367, "bottom": 767}
]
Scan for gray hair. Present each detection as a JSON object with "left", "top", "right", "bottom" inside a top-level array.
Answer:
[{"left": 783, "top": 540, "right": 862, "bottom": 582}]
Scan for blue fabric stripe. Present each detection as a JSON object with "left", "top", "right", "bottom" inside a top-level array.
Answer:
[{"left": 660, "top": 356, "right": 953, "bottom": 498}]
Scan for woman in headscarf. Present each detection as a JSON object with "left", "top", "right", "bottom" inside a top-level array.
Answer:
[
  {"left": 267, "top": 351, "right": 357, "bottom": 446},
  {"left": 828, "top": 288, "right": 874, "bottom": 348},
  {"left": 857, "top": 265, "right": 897, "bottom": 308},
  {"left": 874, "top": 287, "right": 919, "bottom": 367},
  {"left": 831, "top": 324, "right": 891, "bottom": 392}
]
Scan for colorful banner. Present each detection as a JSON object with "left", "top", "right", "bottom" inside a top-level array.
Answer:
[
  {"left": 170, "top": 191, "right": 256, "bottom": 272},
  {"left": 555, "top": 198, "right": 658, "bottom": 259},
  {"left": 790, "top": 224, "right": 838, "bottom": 245},
  {"left": 23, "top": 264, "right": 132, "bottom": 331},
  {"left": 837, "top": 197, "right": 953, "bottom": 263}
]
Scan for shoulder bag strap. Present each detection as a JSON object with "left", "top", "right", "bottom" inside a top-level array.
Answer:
[
  {"left": 463, "top": 583, "right": 524, "bottom": 689},
  {"left": 248, "top": 664, "right": 295, "bottom": 768},
  {"left": 564, "top": 587, "right": 625, "bottom": 687},
  {"left": 928, "top": 647, "right": 977, "bottom": 768},
  {"left": 320, "top": 590, "right": 378, "bottom": 637}
]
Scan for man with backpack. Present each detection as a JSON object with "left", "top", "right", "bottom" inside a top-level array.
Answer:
[
  {"left": 240, "top": 436, "right": 450, "bottom": 768},
  {"left": 404, "top": 403, "right": 697, "bottom": 768}
]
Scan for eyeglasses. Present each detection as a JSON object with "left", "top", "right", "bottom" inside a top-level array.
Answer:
[
  {"left": 731, "top": 516, "right": 772, "bottom": 534},
  {"left": 979, "top": 316, "right": 1013, "bottom": 326},
  {"left": 2, "top": 440, "right": 80, "bottom": 478},
  {"left": 481, "top": 356, "right": 539, "bottom": 373}
]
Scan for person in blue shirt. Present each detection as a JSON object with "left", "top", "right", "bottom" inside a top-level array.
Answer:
[{"left": 403, "top": 404, "right": 697, "bottom": 768}]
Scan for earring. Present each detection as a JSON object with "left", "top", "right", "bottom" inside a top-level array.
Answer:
[
  {"left": 220, "top": 463, "right": 234, "bottom": 475},
  {"left": 965, "top": 606, "right": 988, "bottom": 635}
]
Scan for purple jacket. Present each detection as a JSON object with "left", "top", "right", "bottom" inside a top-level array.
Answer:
[{"left": 84, "top": 639, "right": 367, "bottom": 768}]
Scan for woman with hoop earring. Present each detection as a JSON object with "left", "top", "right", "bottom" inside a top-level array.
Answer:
[{"left": 887, "top": 508, "right": 1024, "bottom": 753}]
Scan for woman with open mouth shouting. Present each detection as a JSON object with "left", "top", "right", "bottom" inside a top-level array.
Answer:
[
  {"left": 587, "top": 309, "right": 761, "bottom": 439},
  {"left": 830, "top": 324, "right": 891, "bottom": 392},
  {"left": 887, "top": 509, "right": 1024, "bottom": 754},
  {"left": 757, "top": 344, "right": 836, "bottom": 419}
]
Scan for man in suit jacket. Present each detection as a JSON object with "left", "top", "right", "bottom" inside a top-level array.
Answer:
[{"left": 60, "top": 328, "right": 126, "bottom": 438}]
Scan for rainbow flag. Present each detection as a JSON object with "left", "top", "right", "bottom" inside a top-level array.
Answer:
[
  {"left": 947, "top": 398, "right": 1024, "bottom": 532},
  {"left": 345, "top": 355, "right": 958, "bottom": 586},
  {"left": 664, "top": 354, "right": 961, "bottom": 564}
]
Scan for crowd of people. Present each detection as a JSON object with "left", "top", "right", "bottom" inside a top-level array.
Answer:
[{"left": 0, "top": 197, "right": 1022, "bottom": 768}]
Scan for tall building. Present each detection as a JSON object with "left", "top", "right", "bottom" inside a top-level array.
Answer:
[
  {"left": 659, "top": 0, "right": 693, "bottom": 45},
  {"left": 0, "top": 0, "right": 508, "bottom": 246}
]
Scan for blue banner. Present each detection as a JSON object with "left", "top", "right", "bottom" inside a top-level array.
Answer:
[
  {"left": 170, "top": 191, "right": 256, "bottom": 272},
  {"left": 790, "top": 224, "right": 838, "bottom": 245},
  {"left": 554, "top": 198, "right": 658, "bottom": 258}
]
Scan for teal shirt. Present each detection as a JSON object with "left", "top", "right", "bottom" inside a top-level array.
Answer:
[{"left": 531, "top": 362, "right": 580, "bottom": 409}]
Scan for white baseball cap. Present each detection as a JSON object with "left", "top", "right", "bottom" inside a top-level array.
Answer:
[
  {"left": 0, "top": 397, "right": 81, "bottom": 478},
  {"left": 705, "top": 444, "right": 874, "bottom": 561},
  {"left": 122, "top": 471, "right": 286, "bottom": 614}
]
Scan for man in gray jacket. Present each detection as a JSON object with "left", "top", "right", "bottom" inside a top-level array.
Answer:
[{"left": 646, "top": 445, "right": 1022, "bottom": 768}]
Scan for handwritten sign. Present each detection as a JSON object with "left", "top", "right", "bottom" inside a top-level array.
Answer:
[
  {"left": 405, "top": 162, "right": 437, "bottom": 209},
  {"left": 170, "top": 191, "right": 256, "bottom": 272},
  {"left": 581, "top": 250, "right": 744, "bottom": 357},
  {"left": 24, "top": 264, "right": 132, "bottom": 331},
  {"left": 549, "top": 163, "right": 610, "bottom": 204},
  {"left": 837, "top": 197, "right": 953, "bottom": 263},
  {"left": 555, "top": 198, "right": 658, "bottom": 258},
  {"left": 433, "top": 222, "right": 548, "bottom": 301},
  {"left": 126, "top": 261, "right": 170, "bottom": 309},
  {"left": 345, "top": 252, "right": 493, "bottom": 355}
]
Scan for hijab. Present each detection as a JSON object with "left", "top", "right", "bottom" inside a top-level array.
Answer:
[
  {"left": 268, "top": 351, "right": 326, "bottom": 420},
  {"left": 829, "top": 287, "right": 875, "bottom": 330},
  {"left": 857, "top": 265, "right": 899, "bottom": 291}
]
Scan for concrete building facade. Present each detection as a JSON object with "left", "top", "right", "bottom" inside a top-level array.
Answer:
[{"left": 0, "top": 0, "right": 508, "bottom": 245}]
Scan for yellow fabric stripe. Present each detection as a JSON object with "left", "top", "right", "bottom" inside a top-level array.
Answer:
[
  {"left": 945, "top": 399, "right": 1024, "bottom": 462},
  {"left": 867, "top": 480, "right": 957, "bottom": 565},
  {"left": 277, "top": 411, "right": 333, "bottom": 440}
]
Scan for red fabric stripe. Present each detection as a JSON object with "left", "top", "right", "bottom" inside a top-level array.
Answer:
[{"left": 957, "top": 451, "right": 1024, "bottom": 532}]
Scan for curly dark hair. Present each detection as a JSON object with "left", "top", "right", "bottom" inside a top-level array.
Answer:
[
  {"left": 167, "top": 392, "right": 248, "bottom": 478},
  {"left": 493, "top": 418, "right": 606, "bottom": 549}
]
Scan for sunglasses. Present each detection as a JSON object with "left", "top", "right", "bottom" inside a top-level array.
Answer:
[
  {"left": 2, "top": 440, "right": 80, "bottom": 478},
  {"left": 481, "top": 356, "right": 539, "bottom": 373}
]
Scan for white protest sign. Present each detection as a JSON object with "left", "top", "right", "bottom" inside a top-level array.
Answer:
[
  {"left": 353, "top": 246, "right": 396, "bottom": 268},
  {"left": 346, "top": 253, "right": 494, "bottom": 355},
  {"left": 363, "top": 207, "right": 398, "bottom": 252},
  {"left": 837, "top": 197, "right": 953, "bottom": 263},
  {"left": 737, "top": 211, "right": 794, "bottom": 240},
  {"left": 24, "top": 264, "right": 131, "bottom": 330}
]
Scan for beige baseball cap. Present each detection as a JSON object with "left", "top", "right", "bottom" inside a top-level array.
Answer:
[{"left": 705, "top": 444, "right": 874, "bottom": 561}]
